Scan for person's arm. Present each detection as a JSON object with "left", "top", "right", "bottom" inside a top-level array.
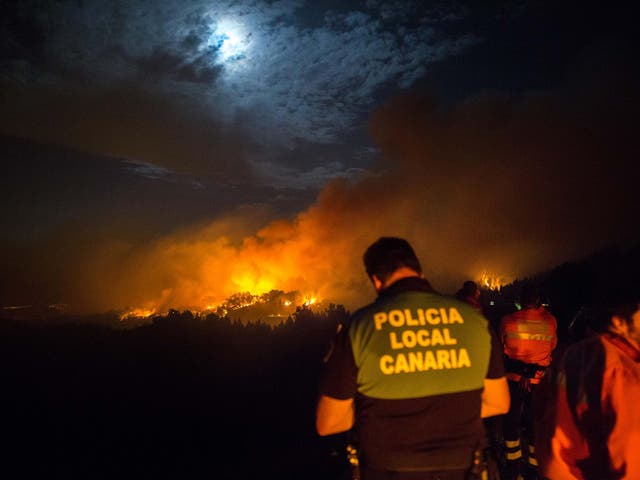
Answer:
[
  {"left": 482, "top": 321, "right": 509, "bottom": 418},
  {"left": 316, "top": 322, "right": 358, "bottom": 436},
  {"left": 481, "top": 376, "right": 510, "bottom": 417},
  {"left": 315, "top": 394, "right": 354, "bottom": 436}
]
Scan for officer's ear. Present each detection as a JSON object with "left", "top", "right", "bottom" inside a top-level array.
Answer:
[{"left": 370, "top": 275, "right": 383, "bottom": 292}]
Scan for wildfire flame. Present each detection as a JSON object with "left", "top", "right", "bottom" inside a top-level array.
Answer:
[
  {"left": 119, "top": 307, "right": 156, "bottom": 320},
  {"left": 302, "top": 297, "right": 317, "bottom": 306},
  {"left": 119, "top": 288, "right": 322, "bottom": 323},
  {"left": 479, "top": 272, "right": 508, "bottom": 291}
]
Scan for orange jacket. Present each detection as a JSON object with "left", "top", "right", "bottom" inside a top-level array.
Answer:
[
  {"left": 541, "top": 333, "right": 640, "bottom": 479},
  {"left": 500, "top": 306, "right": 558, "bottom": 383}
]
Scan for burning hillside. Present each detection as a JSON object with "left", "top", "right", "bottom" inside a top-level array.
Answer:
[{"left": 119, "top": 289, "right": 321, "bottom": 324}]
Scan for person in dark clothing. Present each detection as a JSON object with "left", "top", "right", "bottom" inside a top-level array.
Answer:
[
  {"left": 456, "top": 281, "right": 483, "bottom": 314},
  {"left": 454, "top": 280, "right": 504, "bottom": 478},
  {"left": 316, "top": 237, "right": 510, "bottom": 480}
]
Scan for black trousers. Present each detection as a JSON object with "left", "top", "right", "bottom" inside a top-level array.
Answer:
[
  {"left": 360, "top": 466, "right": 468, "bottom": 480},
  {"left": 503, "top": 379, "right": 538, "bottom": 444}
]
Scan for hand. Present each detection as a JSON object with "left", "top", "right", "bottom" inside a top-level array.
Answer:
[{"left": 518, "top": 376, "right": 532, "bottom": 392}]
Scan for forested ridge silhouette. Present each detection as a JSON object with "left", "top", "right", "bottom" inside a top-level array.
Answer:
[
  {"left": 1, "top": 244, "right": 639, "bottom": 479},
  {"left": 1, "top": 305, "right": 351, "bottom": 479}
]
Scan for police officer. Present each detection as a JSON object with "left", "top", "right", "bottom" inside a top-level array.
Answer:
[{"left": 316, "top": 237, "right": 510, "bottom": 480}]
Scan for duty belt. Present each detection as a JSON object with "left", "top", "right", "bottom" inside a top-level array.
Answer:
[{"left": 504, "top": 356, "right": 546, "bottom": 378}]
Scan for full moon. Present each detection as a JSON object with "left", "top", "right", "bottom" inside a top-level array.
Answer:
[{"left": 211, "top": 18, "right": 250, "bottom": 66}]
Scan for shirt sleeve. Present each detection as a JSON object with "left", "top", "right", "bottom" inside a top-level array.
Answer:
[
  {"left": 486, "top": 324, "right": 506, "bottom": 379},
  {"left": 318, "top": 323, "right": 358, "bottom": 400}
]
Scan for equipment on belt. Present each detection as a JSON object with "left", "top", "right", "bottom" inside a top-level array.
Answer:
[
  {"left": 503, "top": 356, "right": 547, "bottom": 379},
  {"left": 467, "top": 445, "right": 501, "bottom": 480},
  {"left": 346, "top": 443, "right": 360, "bottom": 480}
]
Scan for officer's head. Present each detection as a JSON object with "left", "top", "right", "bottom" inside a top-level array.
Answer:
[{"left": 363, "top": 237, "right": 422, "bottom": 290}]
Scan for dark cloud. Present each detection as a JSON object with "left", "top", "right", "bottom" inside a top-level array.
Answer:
[
  {"left": 130, "top": 46, "right": 222, "bottom": 84},
  {"left": 0, "top": 80, "right": 256, "bottom": 180},
  {"left": 1, "top": 0, "right": 476, "bottom": 153}
]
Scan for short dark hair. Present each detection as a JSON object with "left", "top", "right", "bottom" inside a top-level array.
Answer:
[
  {"left": 520, "top": 283, "right": 541, "bottom": 308},
  {"left": 363, "top": 237, "right": 422, "bottom": 283},
  {"left": 589, "top": 284, "right": 640, "bottom": 332},
  {"left": 462, "top": 281, "right": 479, "bottom": 297}
]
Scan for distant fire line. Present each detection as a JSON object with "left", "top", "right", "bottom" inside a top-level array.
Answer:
[{"left": 119, "top": 289, "right": 321, "bottom": 321}]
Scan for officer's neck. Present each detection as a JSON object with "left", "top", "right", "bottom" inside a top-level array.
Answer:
[{"left": 373, "top": 268, "right": 421, "bottom": 293}]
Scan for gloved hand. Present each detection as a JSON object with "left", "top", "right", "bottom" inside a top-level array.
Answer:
[{"left": 519, "top": 376, "right": 532, "bottom": 392}]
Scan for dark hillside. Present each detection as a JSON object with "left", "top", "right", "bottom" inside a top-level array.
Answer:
[{"left": 1, "top": 306, "right": 352, "bottom": 480}]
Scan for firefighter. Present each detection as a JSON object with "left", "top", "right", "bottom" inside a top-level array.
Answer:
[
  {"left": 499, "top": 283, "right": 558, "bottom": 480},
  {"left": 539, "top": 285, "right": 640, "bottom": 480},
  {"left": 316, "top": 237, "right": 510, "bottom": 480}
]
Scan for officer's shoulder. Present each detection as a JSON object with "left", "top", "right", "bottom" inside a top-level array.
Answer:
[{"left": 348, "top": 302, "right": 378, "bottom": 324}]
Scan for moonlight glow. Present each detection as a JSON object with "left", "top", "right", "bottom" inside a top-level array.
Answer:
[{"left": 209, "top": 18, "right": 251, "bottom": 68}]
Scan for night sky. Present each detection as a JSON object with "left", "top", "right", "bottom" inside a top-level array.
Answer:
[{"left": 1, "top": 1, "right": 638, "bottom": 314}]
